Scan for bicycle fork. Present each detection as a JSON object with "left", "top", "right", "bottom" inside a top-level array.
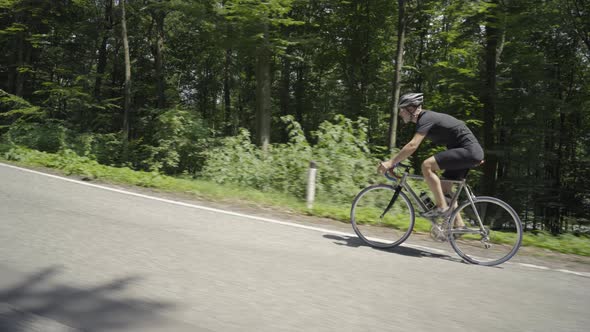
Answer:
[{"left": 380, "top": 185, "right": 402, "bottom": 219}]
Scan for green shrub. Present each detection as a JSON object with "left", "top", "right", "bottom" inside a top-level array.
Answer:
[
  {"left": 0, "top": 141, "right": 13, "bottom": 154},
  {"left": 91, "top": 133, "right": 124, "bottom": 165},
  {"left": 201, "top": 116, "right": 313, "bottom": 197},
  {"left": 66, "top": 132, "right": 96, "bottom": 158},
  {"left": 130, "top": 108, "right": 211, "bottom": 174},
  {"left": 201, "top": 115, "right": 380, "bottom": 202},
  {"left": 5, "top": 120, "right": 67, "bottom": 153},
  {"left": 0, "top": 89, "right": 44, "bottom": 134},
  {"left": 311, "top": 115, "right": 380, "bottom": 203}
]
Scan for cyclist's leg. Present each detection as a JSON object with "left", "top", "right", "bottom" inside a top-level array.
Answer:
[
  {"left": 429, "top": 150, "right": 469, "bottom": 211},
  {"left": 437, "top": 145, "right": 483, "bottom": 226},
  {"left": 441, "top": 169, "right": 467, "bottom": 227},
  {"left": 421, "top": 157, "right": 447, "bottom": 210},
  {"left": 441, "top": 180, "right": 456, "bottom": 208}
]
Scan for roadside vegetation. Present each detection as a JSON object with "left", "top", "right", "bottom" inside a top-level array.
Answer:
[{"left": 2, "top": 143, "right": 589, "bottom": 257}]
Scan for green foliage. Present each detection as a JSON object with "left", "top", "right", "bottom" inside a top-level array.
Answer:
[
  {"left": 0, "top": 140, "right": 12, "bottom": 153},
  {"left": 135, "top": 108, "right": 210, "bottom": 174},
  {"left": 522, "top": 231, "right": 590, "bottom": 256},
  {"left": 2, "top": 120, "right": 124, "bottom": 164},
  {"left": 201, "top": 115, "right": 378, "bottom": 202},
  {"left": 200, "top": 118, "right": 313, "bottom": 197},
  {"left": 35, "top": 79, "right": 98, "bottom": 118},
  {"left": 0, "top": 89, "right": 44, "bottom": 133},
  {"left": 311, "top": 115, "right": 380, "bottom": 203},
  {"left": 4, "top": 120, "right": 67, "bottom": 153},
  {"left": 1, "top": 145, "right": 307, "bottom": 207},
  {"left": 88, "top": 133, "right": 124, "bottom": 165},
  {"left": 2, "top": 106, "right": 212, "bottom": 174}
]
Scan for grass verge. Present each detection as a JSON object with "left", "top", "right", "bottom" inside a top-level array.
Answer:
[{"left": 1, "top": 146, "right": 589, "bottom": 256}]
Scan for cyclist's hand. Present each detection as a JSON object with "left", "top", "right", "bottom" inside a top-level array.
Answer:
[{"left": 377, "top": 160, "right": 396, "bottom": 175}]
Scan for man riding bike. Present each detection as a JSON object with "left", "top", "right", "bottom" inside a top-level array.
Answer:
[{"left": 377, "top": 93, "right": 484, "bottom": 222}]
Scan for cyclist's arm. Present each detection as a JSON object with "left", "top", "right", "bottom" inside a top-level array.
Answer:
[{"left": 388, "top": 132, "right": 426, "bottom": 165}]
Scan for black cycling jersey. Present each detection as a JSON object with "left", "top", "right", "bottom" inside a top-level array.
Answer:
[
  {"left": 416, "top": 110, "right": 479, "bottom": 148},
  {"left": 415, "top": 110, "right": 484, "bottom": 179}
]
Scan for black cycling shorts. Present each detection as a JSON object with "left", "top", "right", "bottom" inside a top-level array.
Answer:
[{"left": 434, "top": 144, "right": 484, "bottom": 180}]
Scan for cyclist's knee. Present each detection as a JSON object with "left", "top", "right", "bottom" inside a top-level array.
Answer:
[
  {"left": 421, "top": 157, "right": 437, "bottom": 174},
  {"left": 420, "top": 162, "right": 429, "bottom": 175}
]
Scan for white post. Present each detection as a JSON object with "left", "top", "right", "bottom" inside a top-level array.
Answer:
[{"left": 306, "top": 161, "right": 317, "bottom": 209}]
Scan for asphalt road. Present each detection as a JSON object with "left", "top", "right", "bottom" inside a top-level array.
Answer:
[{"left": 1, "top": 162, "right": 588, "bottom": 332}]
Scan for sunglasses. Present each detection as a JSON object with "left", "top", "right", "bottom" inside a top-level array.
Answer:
[{"left": 400, "top": 106, "right": 416, "bottom": 114}]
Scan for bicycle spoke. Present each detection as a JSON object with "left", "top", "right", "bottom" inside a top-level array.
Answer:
[
  {"left": 448, "top": 197, "right": 522, "bottom": 266},
  {"left": 351, "top": 185, "right": 415, "bottom": 249}
]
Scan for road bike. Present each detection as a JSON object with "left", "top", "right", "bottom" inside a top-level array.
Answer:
[{"left": 350, "top": 162, "right": 522, "bottom": 266}]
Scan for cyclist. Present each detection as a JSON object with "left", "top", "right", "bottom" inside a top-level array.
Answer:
[{"left": 377, "top": 93, "right": 484, "bottom": 221}]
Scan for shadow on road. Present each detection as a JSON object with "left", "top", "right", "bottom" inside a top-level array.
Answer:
[
  {"left": 0, "top": 266, "right": 176, "bottom": 331},
  {"left": 323, "top": 234, "right": 465, "bottom": 264}
]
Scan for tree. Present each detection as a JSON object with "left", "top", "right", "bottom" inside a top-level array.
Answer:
[
  {"left": 223, "top": 0, "right": 301, "bottom": 150},
  {"left": 560, "top": 0, "right": 590, "bottom": 56},
  {"left": 481, "top": 0, "right": 503, "bottom": 195},
  {"left": 388, "top": 0, "right": 407, "bottom": 150},
  {"left": 144, "top": 0, "right": 175, "bottom": 109},
  {"left": 95, "top": 0, "right": 115, "bottom": 101},
  {"left": 119, "top": 0, "right": 131, "bottom": 139}
]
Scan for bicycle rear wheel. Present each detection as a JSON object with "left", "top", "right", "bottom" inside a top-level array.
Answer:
[
  {"left": 351, "top": 184, "right": 415, "bottom": 249},
  {"left": 447, "top": 196, "right": 522, "bottom": 266}
]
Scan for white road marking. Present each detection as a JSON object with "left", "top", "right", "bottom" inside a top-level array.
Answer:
[
  {"left": 0, "top": 162, "right": 358, "bottom": 236},
  {"left": 2, "top": 162, "right": 589, "bottom": 278},
  {"left": 516, "top": 263, "right": 550, "bottom": 270},
  {"left": 555, "top": 269, "right": 590, "bottom": 278}
]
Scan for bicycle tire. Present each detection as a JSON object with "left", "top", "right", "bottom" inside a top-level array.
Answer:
[
  {"left": 447, "top": 196, "right": 522, "bottom": 266},
  {"left": 350, "top": 184, "right": 415, "bottom": 249}
]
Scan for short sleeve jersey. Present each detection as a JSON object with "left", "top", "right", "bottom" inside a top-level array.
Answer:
[{"left": 416, "top": 110, "right": 479, "bottom": 148}]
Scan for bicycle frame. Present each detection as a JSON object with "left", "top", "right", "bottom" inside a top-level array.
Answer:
[
  {"left": 395, "top": 171, "right": 467, "bottom": 214},
  {"left": 392, "top": 167, "right": 487, "bottom": 236}
]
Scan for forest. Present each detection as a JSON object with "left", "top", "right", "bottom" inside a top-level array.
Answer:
[{"left": 1, "top": 0, "right": 589, "bottom": 235}]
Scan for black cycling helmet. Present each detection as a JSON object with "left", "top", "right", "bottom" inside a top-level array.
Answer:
[{"left": 399, "top": 93, "right": 423, "bottom": 108}]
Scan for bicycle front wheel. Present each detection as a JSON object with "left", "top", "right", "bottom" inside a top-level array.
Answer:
[
  {"left": 448, "top": 196, "right": 522, "bottom": 266},
  {"left": 351, "top": 184, "right": 415, "bottom": 249}
]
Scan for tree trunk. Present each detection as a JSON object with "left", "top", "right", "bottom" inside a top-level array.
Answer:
[
  {"left": 14, "top": 34, "right": 28, "bottom": 97},
  {"left": 564, "top": 0, "right": 590, "bottom": 55},
  {"left": 481, "top": 1, "right": 500, "bottom": 195},
  {"left": 255, "top": 23, "right": 271, "bottom": 151},
  {"left": 279, "top": 56, "right": 291, "bottom": 142},
  {"left": 416, "top": 24, "right": 426, "bottom": 92},
  {"left": 110, "top": 40, "right": 121, "bottom": 100},
  {"left": 95, "top": 35, "right": 109, "bottom": 100},
  {"left": 222, "top": 0, "right": 234, "bottom": 135},
  {"left": 153, "top": 10, "right": 166, "bottom": 109},
  {"left": 120, "top": 0, "right": 131, "bottom": 140},
  {"left": 294, "top": 64, "right": 305, "bottom": 124},
  {"left": 6, "top": 36, "right": 17, "bottom": 94},
  {"left": 94, "top": 0, "right": 113, "bottom": 100},
  {"left": 223, "top": 48, "right": 233, "bottom": 135},
  {"left": 279, "top": 56, "right": 290, "bottom": 117},
  {"left": 388, "top": 0, "right": 406, "bottom": 151},
  {"left": 7, "top": 10, "right": 26, "bottom": 96}
]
